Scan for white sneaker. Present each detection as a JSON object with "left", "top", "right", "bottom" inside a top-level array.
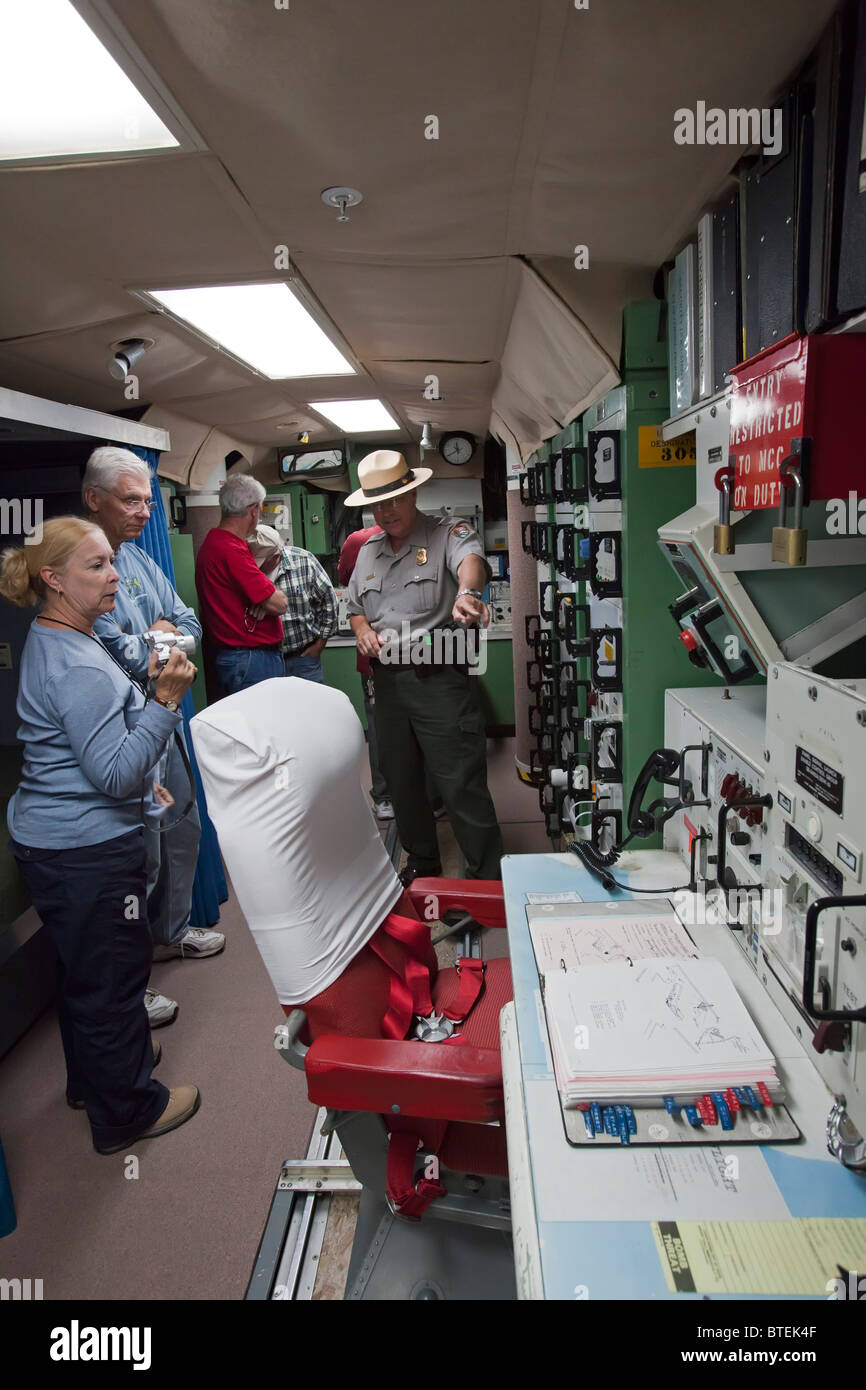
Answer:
[
  {"left": 373, "top": 799, "right": 395, "bottom": 820},
  {"left": 145, "top": 988, "right": 178, "bottom": 1028},
  {"left": 152, "top": 927, "right": 226, "bottom": 961}
]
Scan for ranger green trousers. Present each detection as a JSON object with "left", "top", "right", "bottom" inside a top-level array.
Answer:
[{"left": 372, "top": 665, "right": 503, "bottom": 879}]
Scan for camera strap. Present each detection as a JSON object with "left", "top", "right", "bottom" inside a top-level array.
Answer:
[{"left": 157, "top": 729, "right": 197, "bottom": 834}]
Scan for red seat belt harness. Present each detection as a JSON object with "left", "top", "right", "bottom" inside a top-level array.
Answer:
[
  {"left": 369, "top": 913, "right": 486, "bottom": 1039},
  {"left": 369, "top": 913, "right": 487, "bottom": 1217},
  {"left": 385, "top": 1131, "right": 447, "bottom": 1220}
]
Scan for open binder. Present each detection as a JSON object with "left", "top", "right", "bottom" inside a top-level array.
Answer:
[{"left": 526, "top": 900, "right": 800, "bottom": 1148}]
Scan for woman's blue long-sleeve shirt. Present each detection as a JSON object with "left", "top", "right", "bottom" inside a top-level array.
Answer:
[{"left": 7, "top": 622, "right": 180, "bottom": 849}]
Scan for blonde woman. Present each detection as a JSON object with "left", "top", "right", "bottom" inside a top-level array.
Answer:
[{"left": 0, "top": 517, "right": 200, "bottom": 1155}]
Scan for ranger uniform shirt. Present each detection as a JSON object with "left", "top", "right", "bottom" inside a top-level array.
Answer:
[{"left": 345, "top": 511, "right": 488, "bottom": 639}]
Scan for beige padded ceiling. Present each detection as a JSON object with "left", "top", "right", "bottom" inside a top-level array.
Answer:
[
  {"left": 493, "top": 263, "right": 620, "bottom": 460},
  {"left": 0, "top": 0, "right": 838, "bottom": 477}
]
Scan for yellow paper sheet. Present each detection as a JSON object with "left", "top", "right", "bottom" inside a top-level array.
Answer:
[{"left": 652, "top": 1218, "right": 866, "bottom": 1296}]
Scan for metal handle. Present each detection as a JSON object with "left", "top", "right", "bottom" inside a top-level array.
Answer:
[
  {"left": 275, "top": 1010, "right": 310, "bottom": 1072},
  {"left": 519, "top": 470, "right": 537, "bottom": 506},
  {"left": 803, "top": 896, "right": 866, "bottom": 1022},
  {"left": 715, "top": 796, "right": 773, "bottom": 894}
]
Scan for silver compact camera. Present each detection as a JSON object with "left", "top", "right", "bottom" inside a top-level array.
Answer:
[{"left": 144, "top": 631, "right": 197, "bottom": 668}]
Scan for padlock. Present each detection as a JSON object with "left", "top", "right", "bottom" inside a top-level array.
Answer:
[
  {"left": 771, "top": 462, "right": 807, "bottom": 566},
  {"left": 713, "top": 463, "right": 736, "bottom": 555}
]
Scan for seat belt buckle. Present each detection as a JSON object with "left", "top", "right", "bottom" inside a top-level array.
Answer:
[{"left": 412, "top": 1011, "right": 459, "bottom": 1042}]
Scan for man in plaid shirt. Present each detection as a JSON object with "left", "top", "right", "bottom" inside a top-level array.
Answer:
[{"left": 247, "top": 524, "right": 338, "bottom": 683}]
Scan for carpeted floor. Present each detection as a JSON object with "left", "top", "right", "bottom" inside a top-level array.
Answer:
[
  {"left": 0, "top": 733, "right": 544, "bottom": 1299},
  {"left": 0, "top": 882, "right": 315, "bottom": 1300}
]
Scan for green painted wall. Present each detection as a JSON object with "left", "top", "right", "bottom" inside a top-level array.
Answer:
[
  {"left": 583, "top": 302, "right": 723, "bottom": 845},
  {"left": 321, "top": 645, "right": 366, "bottom": 725},
  {"left": 321, "top": 638, "right": 514, "bottom": 732},
  {"left": 168, "top": 529, "right": 208, "bottom": 716}
]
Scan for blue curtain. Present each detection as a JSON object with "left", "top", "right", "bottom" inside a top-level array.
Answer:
[
  {"left": 0, "top": 1134, "right": 15, "bottom": 1237},
  {"left": 128, "top": 447, "right": 228, "bottom": 926}
]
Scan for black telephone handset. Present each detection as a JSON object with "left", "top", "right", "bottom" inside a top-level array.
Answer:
[{"left": 625, "top": 748, "right": 686, "bottom": 839}]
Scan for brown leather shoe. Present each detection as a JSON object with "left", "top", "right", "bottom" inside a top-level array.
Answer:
[
  {"left": 93, "top": 1086, "right": 200, "bottom": 1155},
  {"left": 136, "top": 1086, "right": 200, "bottom": 1141}
]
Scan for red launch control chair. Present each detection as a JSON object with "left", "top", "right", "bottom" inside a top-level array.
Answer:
[
  {"left": 189, "top": 680, "right": 517, "bottom": 1298},
  {"left": 278, "top": 879, "right": 512, "bottom": 1229}
]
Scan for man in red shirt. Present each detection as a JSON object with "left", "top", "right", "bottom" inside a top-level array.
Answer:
[{"left": 195, "top": 475, "right": 288, "bottom": 696}]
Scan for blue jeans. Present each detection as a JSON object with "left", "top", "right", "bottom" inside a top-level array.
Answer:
[
  {"left": 214, "top": 645, "right": 283, "bottom": 696},
  {"left": 283, "top": 653, "right": 324, "bottom": 683},
  {"left": 144, "top": 731, "right": 202, "bottom": 946}
]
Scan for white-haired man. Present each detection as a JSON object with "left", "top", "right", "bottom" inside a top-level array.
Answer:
[
  {"left": 194, "top": 475, "right": 288, "bottom": 696},
  {"left": 83, "top": 447, "right": 224, "bottom": 1025}
]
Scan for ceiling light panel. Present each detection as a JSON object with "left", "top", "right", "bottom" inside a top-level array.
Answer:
[
  {"left": 145, "top": 283, "right": 356, "bottom": 379},
  {"left": 0, "top": 0, "right": 180, "bottom": 161},
  {"left": 310, "top": 399, "right": 401, "bottom": 432}
]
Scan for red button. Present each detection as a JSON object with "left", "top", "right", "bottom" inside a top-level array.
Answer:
[{"left": 679, "top": 630, "right": 698, "bottom": 651}]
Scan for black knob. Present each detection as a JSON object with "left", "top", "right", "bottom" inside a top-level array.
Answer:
[{"left": 730, "top": 831, "right": 750, "bottom": 846}]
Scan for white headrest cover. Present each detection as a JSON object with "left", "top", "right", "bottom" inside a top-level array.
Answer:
[{"left": 190, "top": 679, "right": 402, "bottom": 1005}]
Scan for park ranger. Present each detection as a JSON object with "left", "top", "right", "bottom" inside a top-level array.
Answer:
[{"left": 345, "top": 450, "right": 503, "bottom": 882}]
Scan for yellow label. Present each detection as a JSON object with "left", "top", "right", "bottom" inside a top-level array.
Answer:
[
  {"left": 638, "top": 425, "right": 696, "bottom": 468},
  {"left": 652, "top": 1218, "right": 866, "bottom": 1297}
]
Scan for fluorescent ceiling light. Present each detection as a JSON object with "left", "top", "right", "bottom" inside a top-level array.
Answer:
[
  {"left": 146, "top": 283, "right": 356, "bottom": 379},
  {"left": 0, "top": 0, "right": 180, "bottom": 160},
  {"left": 310, "top": 400, "right": 401, "bottom": 433}
]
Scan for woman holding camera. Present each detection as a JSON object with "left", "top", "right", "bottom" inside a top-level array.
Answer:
[{"left": 0, "top": 517, "right": 200, "bottom": 1155}]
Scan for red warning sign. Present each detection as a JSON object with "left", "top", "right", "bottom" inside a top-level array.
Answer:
[{"left": 729, "top": 333, "right": 866, "bottom": 510}]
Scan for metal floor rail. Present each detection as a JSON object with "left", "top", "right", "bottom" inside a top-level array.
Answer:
[{"left": 245, "top": 1108, "right": 360, "bottom": 1301}]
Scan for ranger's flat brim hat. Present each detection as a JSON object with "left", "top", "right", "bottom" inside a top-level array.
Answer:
[{"left": 344, "top": 449, "right": 433, "bottom": 507}]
